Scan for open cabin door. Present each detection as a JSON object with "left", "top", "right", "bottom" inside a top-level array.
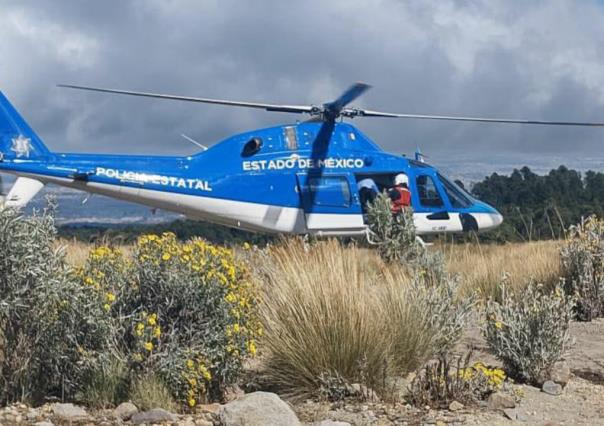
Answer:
[{"left": 296, "top": 173, "right": 364, "bottom": 230}]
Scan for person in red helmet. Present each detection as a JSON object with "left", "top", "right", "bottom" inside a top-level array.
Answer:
[{"left": 389, "top": 173, "right": 411, "bottom": 213}]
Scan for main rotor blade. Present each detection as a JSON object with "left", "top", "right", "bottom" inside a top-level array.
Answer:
[
  {"left": 352, "top": 109, "right": 604, "bottom": 126},
  {"left": 324, "top": 82, "right": 371, "bottom": 115},
  {"left": 58, "top": 84, "right": 315, "bottom": 114}
]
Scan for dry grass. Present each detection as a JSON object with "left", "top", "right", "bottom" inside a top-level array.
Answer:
[
  {"left": 444, "top": 240, "right": 562, "bottom": 300},
  {"left": 256, "top": 239, "right": 445, "bottom": 399},
  {"left": 129, "top": 374, "right": 178, "bottom": 412}
]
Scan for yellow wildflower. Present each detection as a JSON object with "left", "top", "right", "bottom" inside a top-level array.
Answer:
[
  {"left": 144, "top": 342, "right": 154, "bottom": 351},
  {"left": 135, "top": 322, "right": 145, "bottom": 336},
  {"left": 248, "top": 340, "right": 257, "bottom": 356},
  {"left": 133, "top": 353, "right": 143, "bottom": 362},
  {"left": 162, "top": 253, "right": 171, "bottom": 261},
  {"left": 186, "top": 359, "right": 195, "bottom": 369},
  {"left": 153, "top": 326, "right": 161, "bottom": 338},
  {"left": 148, "top": 313, "right": 157, "bottom": 326},
  {"left": 106, "top": 292, "right": 116, "bottom": 302},
  {"left": 103, "top": 303, "right": 111, "bottom": 312},
  {"left": 188, "top": 398, "right": 196, "bottom": 407},
  {"left": 495, "top": 321, "right": 503, "bottom": 329}
]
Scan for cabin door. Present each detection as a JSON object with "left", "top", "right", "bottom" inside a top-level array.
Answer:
[{"left": 296, "top": 173, "right": 364, "bottom": 230}]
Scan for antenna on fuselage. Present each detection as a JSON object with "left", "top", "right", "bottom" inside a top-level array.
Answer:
[{"left": 181, "top": 134, "right": 208, "bottom": 151}]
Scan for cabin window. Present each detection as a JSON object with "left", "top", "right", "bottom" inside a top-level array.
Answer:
[
  {"left": 416, "top": 175, "right": 444, "bottom": 208},
  {"left": 438, "top": 174, "right": 472, "bottom": 209},
  {"left": 242, "top": 137, "right": 262, "bottom": 156},
  {"left": 284, "top": 126, "right": 298, "bottom": 150},
  {"left": 305, "top": 176, "right": 351, "bottom": 208}
]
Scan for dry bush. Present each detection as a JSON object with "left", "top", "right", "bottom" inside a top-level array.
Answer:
[
  {"left": 484, "top": 283, "right": 574, "bottom": 384},
  {"left": 0, "top": 207, "right": 113, "bottom": 404},
  {"left": 409, "top": 352, "right": 506, "bottom": 408},
  {"left": 445, "top": 241, "right": 561, "bottom": 300},
  {"left": 561, "top": 216, "right": 604, "bottom": 321},
  {"left": 256, "top": 239, "right": 471, "bottom": 400}
]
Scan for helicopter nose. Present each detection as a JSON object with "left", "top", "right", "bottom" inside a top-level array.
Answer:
[{"left": 479, "top": 211, "right": 503, "bottom": 230}]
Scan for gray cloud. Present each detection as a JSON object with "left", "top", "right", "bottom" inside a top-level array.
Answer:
[{"left": 1, "top": 0, "right": 604, "bottom": 161}]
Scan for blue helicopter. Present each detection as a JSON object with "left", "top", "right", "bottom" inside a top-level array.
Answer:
[{"left": 0, "top": 83, "right": 602, "bottom": 236}]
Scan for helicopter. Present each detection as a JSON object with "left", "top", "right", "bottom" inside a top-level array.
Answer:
[{"left": 0, "top": 82, "right": 603, "bottom": 237}]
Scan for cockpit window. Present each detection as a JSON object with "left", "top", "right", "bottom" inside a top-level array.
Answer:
[
  {"left": 438, "top": 174, "right": 472, "bottom": 209},
  {"left": 416, "top": 175, "right": 444, "bottom": 208}
]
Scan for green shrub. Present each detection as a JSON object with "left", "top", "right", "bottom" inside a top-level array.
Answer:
[
  {"left": 366, "top": 193, "right": 422, "bottom": 263},
  {"left": 0, "top": 207, "right": 113, "bottom": 404},
  {"left": 483, "top": 283, "right": 574, "bottom": 384},
  {"left": 78, "top": 233, "right": 260, "bottom": 407},
  {"left": 561, "top": 216, "right": 604, "bottom": 321}
]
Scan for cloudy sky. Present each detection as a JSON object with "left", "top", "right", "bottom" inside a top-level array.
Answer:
[{"left": 1, "top": 0, "right": 604, "bottom": 162}]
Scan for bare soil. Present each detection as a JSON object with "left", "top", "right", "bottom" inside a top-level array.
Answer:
[{"left": 295, "top": 318, "right": 604, "bottom": 425}]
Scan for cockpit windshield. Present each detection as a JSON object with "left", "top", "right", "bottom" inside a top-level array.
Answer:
[{"left": 438, "top": 173, "right": 473, "bottom": 209}]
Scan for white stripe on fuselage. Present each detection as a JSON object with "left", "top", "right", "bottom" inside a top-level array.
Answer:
[{"left": 7, "top": 172, "right": 501, "bottom": 236}]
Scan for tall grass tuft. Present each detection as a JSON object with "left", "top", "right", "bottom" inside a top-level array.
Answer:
[
  {"left": 129, "top": 374, "right": 178, "bottom": 412},
  {"left": 82, "top": 355, "right": 129, "bottom": 409},
  {"left": 257, "top": 239, "right": 470, "bottom": 400},
  {"left": 258, "top": 239, "right": 392, "bottom": 399}
]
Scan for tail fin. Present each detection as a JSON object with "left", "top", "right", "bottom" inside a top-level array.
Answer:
[{"left": 0, "top": 92, "right": 50, "bottom": 160}]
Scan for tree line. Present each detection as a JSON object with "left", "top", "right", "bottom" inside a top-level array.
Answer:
[{"left": 471, "top": 165, "right": 604, "bottom": 242}]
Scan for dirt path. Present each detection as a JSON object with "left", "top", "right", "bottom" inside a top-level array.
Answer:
[{"left": 456, "top": 318, "right": 604, "bottom": 425}]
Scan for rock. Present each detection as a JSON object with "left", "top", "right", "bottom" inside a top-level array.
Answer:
[
  {"left": 219, "top": 391, "right": 301, "bottom": 426},
  {"left": 487, "top": 392, "right": 515, "bottom": 410},
  {"left": 448, "top": 401, "right": 464, "bottom": 412},
  {"left": 27, "top": 408, "right": 41, "bottom": 420},
  {"left": 113, "top": 401, "right": 138, "bottom": 420},
  {"left": 503, "top": 408, "right": 518, "bottom": 420},
  {"left": 198, "top": 402, "right": 221, "bottom": 414},
  {"left": 195, "top": 420, "right": 214, "bottom": 426},
  {"left": 50, "top": 403, "right": 89, "bottom": 421},
  {"left": 542, "top": 380, "right": 563, "bottom": 396},
  {"left": 34, "top": 422, "right": 54, "bottom": 426},
  {"left": 181, "top": 416, "right": 195, "bottom": 426},
  {"left": 130, "top": 408, "right": 178, "bottom": 424},
  {"left": 550, "top": 361, "right": 571, "bottom": 387},
  {"left": 311, "top": 421, "right": 352, "bottom": 426}
]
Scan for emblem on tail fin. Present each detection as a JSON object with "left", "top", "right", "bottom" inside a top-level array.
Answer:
[{"left": 10, "top": 135, "right": 32, "bottom": 158}]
